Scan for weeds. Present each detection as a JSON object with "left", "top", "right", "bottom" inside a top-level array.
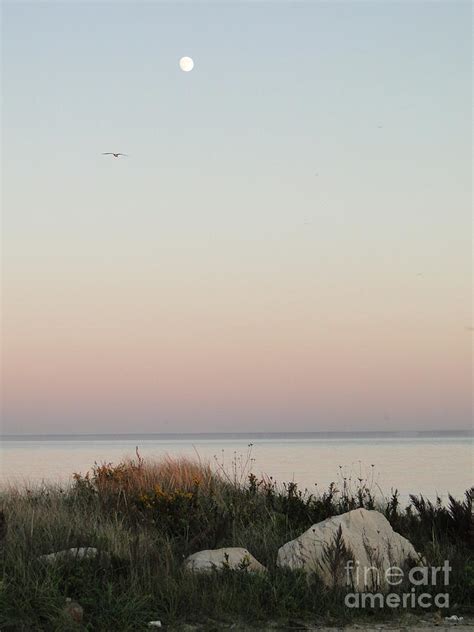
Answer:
[{"left": 0, "top": 454, "right": 472, "bottom": 630}]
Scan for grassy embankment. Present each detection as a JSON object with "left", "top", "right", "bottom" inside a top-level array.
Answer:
[{"left": 0, "top": 449, "right": 473, "bottom": 631}]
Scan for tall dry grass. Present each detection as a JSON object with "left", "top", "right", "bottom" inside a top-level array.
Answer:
[{"left": 79, "top": 450, "right": 219, "bottom": 497}]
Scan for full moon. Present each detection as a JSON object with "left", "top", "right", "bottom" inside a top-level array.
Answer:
[{"left": 179, "top": 56, "right": 194, "bottom": 72}]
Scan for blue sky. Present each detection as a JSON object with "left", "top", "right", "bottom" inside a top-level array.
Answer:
[{"left": 2, "top": 1, "right": 472, "bottom": 433}]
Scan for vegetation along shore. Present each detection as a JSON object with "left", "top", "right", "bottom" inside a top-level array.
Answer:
[{"left": 0, "top": 451, "right": 473, "bottom": 631}]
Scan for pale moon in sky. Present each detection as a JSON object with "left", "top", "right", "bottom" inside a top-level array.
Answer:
[{"left": 179, "top": 56, "right": 194, "bottom": 72}]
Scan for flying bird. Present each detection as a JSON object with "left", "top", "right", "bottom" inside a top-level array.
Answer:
[{"left": 102, "top": 152, "right": 128, "bottom": 158}]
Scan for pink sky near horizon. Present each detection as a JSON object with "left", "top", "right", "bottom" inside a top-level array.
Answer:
[{"left": 3, "top": 252, "right": 471, "bottom": 432}]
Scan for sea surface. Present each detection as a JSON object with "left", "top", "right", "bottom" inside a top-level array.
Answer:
[{"left": 1, "top": 431, "right": 472, "bottom": 502}]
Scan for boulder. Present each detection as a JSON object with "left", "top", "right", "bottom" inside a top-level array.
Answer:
[
  {"left": 38, "top": 547, "right": 100, "bottom": 563},
  {"left": 277, "top": 508, "right": 420, "bottom": 590},
  {"left": 185, "top": 547, "right": 266, "bottom": 573}
]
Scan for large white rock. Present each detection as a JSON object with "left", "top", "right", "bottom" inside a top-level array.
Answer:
[
  {"left": 277, "top": 508, "right": 420, "bottom": 590},
  {"left": 38, "top": 547, "right": 100, "bottom": 563},
  {"left": 185, "top": 547, "right": 266, "bottom": 573}
]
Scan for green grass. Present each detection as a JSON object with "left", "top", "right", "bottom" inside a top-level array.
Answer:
[{"left": 0, "top": 453, "right": 472, "bottom": 631}]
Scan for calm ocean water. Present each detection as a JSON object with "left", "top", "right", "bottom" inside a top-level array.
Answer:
[{"left": 1, "top": 432, "right": 472, "bottom": 501}]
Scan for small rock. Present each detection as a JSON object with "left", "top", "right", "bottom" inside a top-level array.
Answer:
[
  {"left": 185, "top": 547, "right": 266, "bottom": 573},
  {"left": 64, "top": 597, "right": 83, "bottom": 623},
  {"left": 147, "top": 622, "right": 162, "bottom": 629},
  {"left": 38, "top": 547, "right": 101, "bottom": 563}
]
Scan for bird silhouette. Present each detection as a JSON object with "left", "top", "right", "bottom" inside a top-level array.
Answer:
[{"left": 102, "top": 153, "right": 128, "bottom": 158}]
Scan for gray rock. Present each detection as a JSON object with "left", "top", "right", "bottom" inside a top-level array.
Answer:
[
  {"left": 63, "top": 597, "right": 84, "bottom": 623},
  {"left": 277, "top": 508, "right": 420, "bottom": 590},
  {"left": 39, "top": 547, "right": 100, "bottom": 563},
  {"left": 185, "top": 547, "right": 266, "bottom": 573}
]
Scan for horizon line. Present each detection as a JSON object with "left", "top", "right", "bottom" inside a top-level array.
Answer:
[{"left": 2, "top": 429, "right": 472, "bottom": 439}]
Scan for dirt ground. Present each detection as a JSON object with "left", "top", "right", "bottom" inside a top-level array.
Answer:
[{"left": 172, "top": 614, "right": 474, "bottom": 631}]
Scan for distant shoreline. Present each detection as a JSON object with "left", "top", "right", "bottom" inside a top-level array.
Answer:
[{"left": 2, "top": 429, "right": 472, "bottom": 441}]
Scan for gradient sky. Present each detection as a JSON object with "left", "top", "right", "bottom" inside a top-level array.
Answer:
[{"left": 1, "top": 1, "right": 472, "bottom": 434}]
